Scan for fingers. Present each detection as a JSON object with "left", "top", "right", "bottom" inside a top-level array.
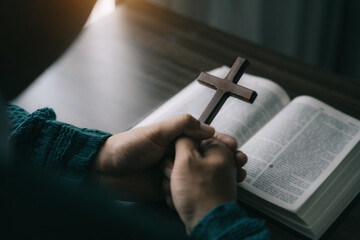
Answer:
[
  {"left": 236, "top": 151, "right": 247, "bottom": 167},
  {"left": 198, "top": 136, "right": 247, "bottom": 183},
  {"left": 175, "top": 136, "right": 199, "bottom": 158},
  {"left": 235, "top": 151, "right": 247, "bottom": 183},
  {"left": 200, "top": 138, "right": 234, "bottom": 161},
  {"left": 146, "top": 114, "right": 215, "bottom": 146},
  {"left": 213, "top": 132, "right": 238, "bottom": 151},
  {"left": 177, "top": 114, "right": 215, "bottom": 139},
  {"left": 237, "top": 169, "right": 247, "bottom": 182},
  {"left": 163, "top": 157, "right": 175, "bottom": 209},
  {"left": 163, "top": 158, "right": 173, "bottom": 179},
  {"left": 202, "top": 136, "right": 247, "bottom": 183},
  {"left": 163, "top": 135, "right": 248, "bottom": 212}
]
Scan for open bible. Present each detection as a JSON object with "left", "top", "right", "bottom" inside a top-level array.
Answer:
[{"left": 134, "top": 66, "right": 360, "bottom": 239}]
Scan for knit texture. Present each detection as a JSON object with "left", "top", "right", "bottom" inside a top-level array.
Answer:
[
  {"left": 6, "top": 104, "right": 112, "bottom": 183},
  {"left": 191, "top": 202, "right": 271, "bottom": 240}
]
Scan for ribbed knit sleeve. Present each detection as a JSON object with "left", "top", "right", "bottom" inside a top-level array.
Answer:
[
  {"left": 6, "top": 104, "right": 112, "bottom": 184},
  {"left": 191, "top": 202, "right": 271, "bottom": 240}
]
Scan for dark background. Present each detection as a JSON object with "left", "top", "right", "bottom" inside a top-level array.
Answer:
[{"left": 145, "top": 0, "right": 360, "bottom": 83}]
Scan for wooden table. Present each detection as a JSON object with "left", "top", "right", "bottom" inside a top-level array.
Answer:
[{"left": 15, "top": 1, "right": 360, "bottom": 239}]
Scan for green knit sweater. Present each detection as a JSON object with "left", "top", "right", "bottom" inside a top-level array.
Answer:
[
  {"left": 6, "top": 104, "right": 111, "bottom": 183},
  {"left": 6, "top": 104, "right": 271, "bottom": 240}
]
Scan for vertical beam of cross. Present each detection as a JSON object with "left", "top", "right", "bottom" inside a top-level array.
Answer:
[{"left": 197, "top": 57, "right": 257, "bottom": 124}]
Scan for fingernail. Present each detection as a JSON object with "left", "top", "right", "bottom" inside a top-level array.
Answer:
[{"left": 200, "top": 123, "right": 215, "bottom": 135}]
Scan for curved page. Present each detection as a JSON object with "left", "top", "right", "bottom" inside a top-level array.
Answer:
[{"left": 135, "top": 66, "right": 290, "bottom": 146}]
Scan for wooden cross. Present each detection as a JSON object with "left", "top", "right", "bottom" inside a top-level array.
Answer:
[{"left": 197, "top": 57, "right": 257, "bottom": 124}]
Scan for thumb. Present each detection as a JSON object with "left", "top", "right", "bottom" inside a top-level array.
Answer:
[
  {"left": 175, "top": 136, "right": 199, "bottom": 160},
  {"left": 174, "top": 137, "right": 200, "bottom": 166},
  {"left": 148, "top": 114, "right": 215, "bottom": 146}
]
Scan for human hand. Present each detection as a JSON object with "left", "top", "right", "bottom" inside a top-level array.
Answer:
[
  {"left": 163, "top": 134, "right": 247, "bottom": 231},
  {"left": 91, "top": 114, "right": 215, "bottom": 201}
]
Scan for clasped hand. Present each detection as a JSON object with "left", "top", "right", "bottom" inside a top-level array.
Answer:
[{"left": 92, "top": 114, "right": 247, "bottom": 231}]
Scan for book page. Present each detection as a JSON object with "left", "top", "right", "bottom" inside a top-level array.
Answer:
[
  {"left": 135, "top": 66, "right": 290, "bottom": 146},
  {"left": 239, "top": 96, "right": 360, "bottom": 210}
]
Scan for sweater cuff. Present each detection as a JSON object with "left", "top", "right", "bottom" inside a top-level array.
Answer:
[
  {"left": 61, "top": 127, "right": 112, "bottom": 184},
  {"left": 6, "top": 104, "right": 112, "bottom": 184},
  {"left": 190, "top": 202, "right": 269, "bottom": 240}
]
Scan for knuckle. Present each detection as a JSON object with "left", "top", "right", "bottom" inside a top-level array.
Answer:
[
  {"left": 177, "top": 149, "right": 198, "bottom": 165},
  {"left": 179, "top": 114, "right": 197, "bottom": 128},
  {"left": 240, "top": 151, "right": 248, "bottom": 161},
  {"left": 209, "top": 143, "right": 236, "bottom": 168},
  {"left": 212, "top": 157, "right": 230, "bottom": 169},
  {"left": 182, "top": 149, "right": 197, "bottom": 161}
]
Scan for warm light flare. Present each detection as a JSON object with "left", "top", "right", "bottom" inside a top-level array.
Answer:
[{"left": 86, "top": 0, "right": 116, "bottom": 26}]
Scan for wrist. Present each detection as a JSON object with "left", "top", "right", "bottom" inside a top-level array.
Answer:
[
  {"left": 190, "top": 202, "right": 251, "bottom": 239},
  {"left": 91, "top": 136, "right": 113, "bottom": 173},
  {"left": 183, "top": 199, "right": 235, "bottom": 232}
]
